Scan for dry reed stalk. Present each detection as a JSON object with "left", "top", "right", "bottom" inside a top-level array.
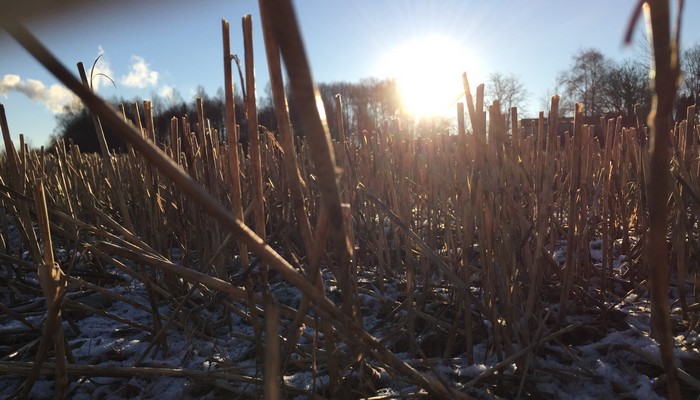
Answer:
[
  {"left": 259, "top": 0, "right": 356, "bottom": 320},
  {"left": 558, "top": 103, "right": 584, "bottom": 326},
  {"left": 116, "top": 104, "right": 135, "bottom": 158},
  {"left": 143, "top": 100, "right": 155, "bottom": 143},
  {"left": 511, "top": 107, "right": 519, "bottom": 154},
  {"left": 130, "top": 100, "right": 158, "bottom": 202},
  {"left": 580, "top": 124, "right": 595, "bottom": 282},
  {"left": 546, "top": 99, "right": 559, "bottom": 154},
  {"left": 17, "top": 182, "right": 68, "bottom": 399},
  {"left": 478, "top": 188, "right": 504, "bottom": 362},
  {"left": 641, "top": 1, "right": 682, "bottom": 398},
  {"left": 524, "top": 99, "right": 556, "bottom": 340},
  {"left": 242, "top": 14, "right": 268, "bottom": 296},
  {"left": 547, "top": 98, "right": 562, "bottom": 256},
  {"left": 221, "top": 21, "right": 249, "bottom": 272},
  {"left": 457, "top": 143, "right": 475, "bottom": 364},
  {"left": 54, "top": 140, "right": 77, "bottom": 217},
  {"left": 0, "top": 203, "right": 9, "bottom": 256},
  {"left": 257, "top": 2, "right": 325, "bottom": 368},
  {"left": 489, "top": 100, "right": 505, "bottom": 162},
  {"left": 334, "top": 95, "right": 357, "bottom": 265},
  {"left": 601, "top": 118, "right": 616, "bottom": 290},
  {"left": 457, "top": 102, "right": 466, "bottom": 137},
  {"left": 461, "top": 73, "right": 477, "bottom": 131},
  {"left": 626, "top": 125, "right": 643, "bottom": 231},
  {"left": 195, "top": 98, "right": 212, "bottom": 190},
  {"left": 476, "top": 84, "right": 486, "bottom": 139},
  {"left": 688, "top": 104, "right": 697, "bottom": 156},
  {"left": 179, "top": 115, "right": 193, "bottom": 171},
  {"left": 169, "top": 116, "right": 179, "bottom": 162},
  {"left": 334, "top": 95, "right": 348, "bottom": 151},
  {"left": 264, "top": 300, "right": 281, "bottom": 400},
  {"left": 131, "top": 101, "right": 144, "bottom": 138},
  {"left": 240, "top": 16, "right": 268, "bottom": 373},
  {"left": 670, "top": 175, "right": 690, "bottom": 318},
  {"left": 18, "top": 134, "right": 26, "bottom": 179}
]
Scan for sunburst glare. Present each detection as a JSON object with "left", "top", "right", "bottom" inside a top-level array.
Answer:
[{"left": 377, "top": 34, "right": 481, "bottom": 120}]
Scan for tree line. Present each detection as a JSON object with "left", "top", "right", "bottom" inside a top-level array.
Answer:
[
  {"left": 555, "top": 43, "right": 700, "bottom": 120},
  {"left": 52, "top": 42, "right": 700, "bottom": 153},
  {"left": 50, "top": 78, "right": 410, "bottom": 153}
]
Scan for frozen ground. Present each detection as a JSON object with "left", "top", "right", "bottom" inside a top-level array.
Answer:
[{"left": 1, "top": 236, "right": 699, "bottom": 399}]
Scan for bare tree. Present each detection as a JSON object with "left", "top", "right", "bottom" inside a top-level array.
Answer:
[
  {"left": 486, "top": 72, "right": 528, "bottom": 132},
  {"left": 486, "top": 72, "right": 528, "bottom": 118},
  {"left": 632, "top": 26, "right": 653, "bottom": 70},
  {"left": 681, "top": 42, "right": 700, "bottom": 103},
  {"left": 558, "top": 48, "right": 608, "bottom": 116},
  {"left": 600, "top": 59, "right": 650, "bottom": 116}
]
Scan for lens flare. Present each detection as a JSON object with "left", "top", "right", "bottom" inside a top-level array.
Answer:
[{"left": 378, "top": 34, "right": 479, "bottom": 119}]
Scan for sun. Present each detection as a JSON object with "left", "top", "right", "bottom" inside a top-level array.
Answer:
[{"left": 378, "top": 34, "right": 478, "bottom": 119}]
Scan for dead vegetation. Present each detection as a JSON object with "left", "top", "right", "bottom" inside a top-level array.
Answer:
[{"left": 0, "top": 0, "right": 699, "bottom": 398}]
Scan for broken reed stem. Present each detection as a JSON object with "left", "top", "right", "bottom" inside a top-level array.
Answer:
[
  {"left": 461, "top": 72, "right": 477, "bottom": 131},
  {"left": 264, "top": 301, "right": 281, "bottom": 400},
  {"left": 18, "top": 182, "right": 68, "bottom": 399},
  {"left": 241, "top": 14, "right": 268, "bottom": 369},
  {"left": 242, "top": 13, "right": 267, "bottom": 276},
  {"left": 259, "top": 0, "right": 356, "bottom": 319},
  {"left": 644, "top": 1, "right": 681, "bottom": 399},
  {"left": 558, "top": 103, "right": 584, "bottom": 326},
  {"left": 257, "top": 0, "right": 324, "bottom": 369},
  {"left": 170, "top": 116, "right": 179, "bottom": 162},
  {"left": 221, "top": 19, "right": 249, "bottom": 270},
  {"left": 601, "top": 117, "right": 616, "bottom": 293}
]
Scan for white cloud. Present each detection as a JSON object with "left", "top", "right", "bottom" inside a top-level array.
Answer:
[
  {"left": 159, "top": 85, "right": 174, "bottom": 102},
  {"left": 121, "top": 55, "right": 159, "bottom": 88},
  {"left": 0, "top": 74, "right": 79, "bottom": 114},
  {"left": 0, "top": 74, "right": 20, "bottom": 96}
]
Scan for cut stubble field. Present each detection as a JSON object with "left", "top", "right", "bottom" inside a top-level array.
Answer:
[{"left": 0, "top": 1, "right": 699, "bottom": 399}]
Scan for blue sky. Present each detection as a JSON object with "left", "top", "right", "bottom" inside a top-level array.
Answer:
[{"left": 1, "top": 0, "right": 699, "bottom": 149}]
